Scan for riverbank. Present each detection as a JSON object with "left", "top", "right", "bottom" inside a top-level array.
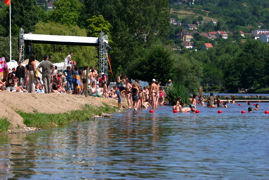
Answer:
[{"left": 0, "top": 92, "right": 128, "bottom": 134}]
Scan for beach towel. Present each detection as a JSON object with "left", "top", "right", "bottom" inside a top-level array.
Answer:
[
  {"left": 0, "top": 57, "right": 7, "bottom": 80},
  {"left": 72, "top": 74, "right": 82, "bottom": 89}
]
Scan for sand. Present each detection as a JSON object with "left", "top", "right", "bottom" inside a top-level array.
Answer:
[{"left": 0, "top": 91, "right": 127, "bottom": 130}]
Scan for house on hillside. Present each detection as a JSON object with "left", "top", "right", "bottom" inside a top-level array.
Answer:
[
  {"left": 259, "top": 34, "right": 269, "bottom": 43},
  {"left": 251, "top": 29, "right": 269, "bottom": 35},
  {"left": 200, "top": 32, "right": 209, "bottom": 38},
  {"left": 203, "top": 43, "right": 213, "bottom": 50},
  {"left": 175, "top": 21, "right": 182, "bottom": 26},
  {"left": 170, "top": 18, "right": 176, "bottom": 24},
  {"left": 185, "top": 24, "right": 197, "bottom": 30},
  {"left": 240, "top": 31, "right": 245, "bottom": 37},
  {"left": 176, "top": 29, "right": 192, "bottom": 40},
  {"left": 182, "top": 34, "right": 193, "bottom": 42},
  {"left": 209, "top": 31, "right": 228, "bottom": 39},
  {"left": 181, "top": 41, "right": 193, "bottom": 49},
  {"left": 217, "top": 31, "right": 228, "bottom": 39},
  {"left": 203, "top": 20, "right": 217, "bottom": 26},
  {"left": 48, "top": 1, "right": 54, "bottom": 9}
]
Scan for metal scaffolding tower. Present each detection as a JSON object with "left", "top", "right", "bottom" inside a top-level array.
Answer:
[
  {"left": 19, "top": 28, "right": 24, "bottom": 62},
  {"left": 99, "top": 31, "right": 109, "bottom": 76}
]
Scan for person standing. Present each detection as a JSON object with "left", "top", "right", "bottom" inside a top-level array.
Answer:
[
  {"left": 25, "top": 55, "right": 37, "bottom": 93},
  {"left": 117, "top": 73, "right": 122, "bottom": 87},
  {"left": 15, "top": 61, "right": 25, "bottom": 86},
  {"left": 37, "top": 55, "right": 54, "bottom": 93},
  {"left": 65, "top": 52, "right": 76, "bottom": 67},
  {"left": 166, "top": 79, "right": 172, "bottom": 88},
  {"left": 64, "top": 66, "right": 73, "bottom": 92}
]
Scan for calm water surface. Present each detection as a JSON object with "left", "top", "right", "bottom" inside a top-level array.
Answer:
[{"left": 1, "top": 102, "right": 269, "bottom": 179}]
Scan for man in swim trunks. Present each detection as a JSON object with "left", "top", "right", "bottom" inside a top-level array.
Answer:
[
  {"left": 151, "top": 79, "right": 158, "bottom": 109},
  {"left": 82, "top": 66, "right": 89, "bottom": 95},
  {"left": 90, "top": 67, "right": 98, "bottom": 87}
]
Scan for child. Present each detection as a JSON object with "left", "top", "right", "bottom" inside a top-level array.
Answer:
[
  {"left": 174, "top": 96, "right": 182, "bottom": 111},
  {"left": 223, "top": 102, "right": 228, "bottom": 108},
  {"left": 226, "top": 97, "right": 230, "bottom": 103},
  {"left": 142, "top": 100, "right": 152, "bottom": 109},
  {"left": 191, "top": 94, "right": 197, "bottom": 110},
  {"left": 139, "top": 87, "right": 144, "bottom": 108},
  {"left": 254, "top": 104, "right": 259, "bottom": 111},
  {"left": 248, "top": 107, "right": 252, "bottom": 113},
  {"left": 199, "top": 95, "right": 205, "bottom": 106},
  {"left": 248, "top": 102, "right": 251, "bottom": 105},
  {"left": 102, "top": 81, "right": 108, "bottom": 98}
]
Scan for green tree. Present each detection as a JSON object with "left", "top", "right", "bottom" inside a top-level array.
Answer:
[
  {"left": 86, "top": 15, "right": 112, "bottom": 37},
  {"left": 49, "top": 0, "right": 81, "bottom": 26},
  {"left": 198, "top": 15, "right": 203, "bottom": 22},
  {"left": 0, "top": 36, "right": 20, "bottom": 61},
  {"left": 172, "top": 54, "right": 203, "bottom": 93},
  {"left": 3, "top": 0, "right": 39, "bottom": 34},
  {"left": 32, "top": 22, "right": 98, "bottom": 67}
]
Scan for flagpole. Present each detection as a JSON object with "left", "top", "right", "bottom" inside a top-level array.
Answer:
[{"left": 9, "top": 0, "right": 11, "bottom": 62}]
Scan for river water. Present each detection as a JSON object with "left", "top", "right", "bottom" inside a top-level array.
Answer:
[{"left": 1, "top": 102, "right": 269, "bottom": 179}]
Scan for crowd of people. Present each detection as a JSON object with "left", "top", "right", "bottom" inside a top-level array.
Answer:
[{"left": 0, "top": 53, "right": 171, "bottom": 111}]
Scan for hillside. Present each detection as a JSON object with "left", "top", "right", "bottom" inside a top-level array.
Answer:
[{"left": 171, "top": 8, "right": 218, "bottom": 22}]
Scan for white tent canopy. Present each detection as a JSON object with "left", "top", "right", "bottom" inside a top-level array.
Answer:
[{"left": 23, "top": 34, "right": 108, "bottom": 46}]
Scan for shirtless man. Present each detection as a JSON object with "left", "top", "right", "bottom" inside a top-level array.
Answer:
[
  {"left": 117, "top": 73, "right": 122, "bottom": 87},
  {"left": 151, "top": 79, "right": 158, "bottom": 109},
  {"left": 82, "top": 66, "right": 89, "bottom": 95}
]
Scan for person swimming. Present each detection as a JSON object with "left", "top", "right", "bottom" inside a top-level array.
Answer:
[
  {"left": 226, "top": 97, "right": 230, "bottom": 103},
  {"left": 232, "top": 98, "right": 235, "bottom": 105},
  {"left": 254, "top": 104, "right": 259, "bottom": 111},
  {"left": 248, "top": 107, "right": 252, "bottom": 113},
  {"left": 190, "top": 94, "right": 197, "bottom": 110},
  {"left": 174, "top": 96, "right": 182, "bottom": 111},
  {"left": 248, "top": 102, "right": 251, "bottom": 105},
  {"left": 223, "top": 102, "right": 228, "bottom": 108},
  {"left": 180, "top": 102, "right": 191, "bottom": 112},
  {"left": 207, "top": 93, "right": 217, "bottom": 108}
]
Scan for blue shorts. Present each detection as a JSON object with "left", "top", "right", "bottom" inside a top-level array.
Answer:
[{"left": 116, "top": 89, "right": 122, "bottom": 104}]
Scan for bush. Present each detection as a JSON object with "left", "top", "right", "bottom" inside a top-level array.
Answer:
[
  {"left": 166, "top": 83, "right": 190, "bottom": 105},
  {"left": 0, "top": 118, "right": 11, "bottom": 133},
  {"left": 255, "top": 87, "right": 269, "bottom": 93}
]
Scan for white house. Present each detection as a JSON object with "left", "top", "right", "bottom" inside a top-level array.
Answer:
[
  {"left": 251, "top": 29, "right": 269, "bottom": 36},
  {"left": 259, "top": 34, "right": 269, "bottom": 43}
]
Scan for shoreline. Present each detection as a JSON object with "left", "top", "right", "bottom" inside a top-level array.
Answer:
[{"left": 0, "top": 92, "right": 127, "bottom": 134}]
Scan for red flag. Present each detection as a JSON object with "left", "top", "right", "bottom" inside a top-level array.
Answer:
[{"left": 4, "top": 0, "right": 10, "bottom": 6}]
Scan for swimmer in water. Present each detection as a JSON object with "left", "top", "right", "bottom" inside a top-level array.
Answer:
[
  {"left": 216, "top": 95, "right": 221, "bottom": 107},
  {"left": 223, "top": 102, "right": 228, "bottom": 108},
  {"left": 199, "top": 95, "right": 205, "bottom": 106},
  {"left": 254, "top": 104, "right": 259, "bottom": 111},
  {"left": 232, "top": 98, "right": 235, "bottom": 105},
  {"left": 174, "top": 96, "right": 182, "bottom": 111},
  {"left": 248, "top": 102, "right": 251, "bottom": 105},
  {"left": 191, "top": 94, "right": 197, "bottom": 110},
  {"left": 248, "top": 107, "right": 252, "bottom": 113},
  {"left": 226, "top": 97, "right": 230, "bottom": 103},
  {"left": 180, "top": 102, "right": 191, "bottom": 112}
]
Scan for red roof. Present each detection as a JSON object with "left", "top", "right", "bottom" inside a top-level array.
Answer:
[
  {"left": 209, "top": 31, "right": 217, "bottom": 35},
  {"left": 204, "top": 43, "right": 213, "bottom": 48},
  {"left": 200, "top": 32, "right": 209, "bottom": 37},
  {"left": 240, "top": 31, "right": 244, "bottom": 34},
  {"left": 181, "top": 41, "right": 192, "bottom": 47}
]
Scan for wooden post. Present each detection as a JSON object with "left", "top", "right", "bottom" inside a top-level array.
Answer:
[{"left": 85, "top": 70, "right": 89, "bottom": 97}]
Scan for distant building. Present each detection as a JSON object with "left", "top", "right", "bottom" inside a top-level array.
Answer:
[
  {"left": 181, "top": 41, "right": 193, "bottom": 49},
  {"left": 48, "top": 1, "right": 54, "bottom": 9},
  {"left": 170, "top": 18, "right": 176, "bottom": 24},
  {"left": 259, "top": 34, "right": 269, "bottom": 43},
  {"left": 200, "top": 32, "right": 209, "bottom": 38},
  {"left": 251, "top": 29, "right": 269, "bottom": 35},
  {"left": 203, "top": 43, "right": 213, "bottom": 50},
  {"left": 176, "top": 29, "right": 192, "bottom": 41},
  {"left": 209, "top": 31, "right": 228, "bottom": 39},
  {"left": 203, "top": 20, "right": 217, "bottom": 26},
  {"left": 183, "top": 34, "right": 193, "bottom": 42},
  {"left": 246, "top": 25, "right": 253, "bottom": 29},
  {"left": 175, "top": 21, "right": 182, "bottom": 26},
  {"left": 185, "top": 24, "right": 197, "bottom": 30}
]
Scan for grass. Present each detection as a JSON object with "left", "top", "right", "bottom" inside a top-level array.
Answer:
[
  {"left": 256, "top": 87, "right": 269, "bottom": 93},
  {"left": 0, "top": 118, "right": 11, "bottom": 133},
  {"left": 171, "top": 8, "right": 218, "bottom": 22},
  {"left": 18, "top": 103, "right": 118, "bottom": 128}
]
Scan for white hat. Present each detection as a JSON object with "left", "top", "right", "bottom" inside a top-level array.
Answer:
[
  {"left": 101, "top": 72, "right": 105, "bottom": 75},
  {"left": 152, "top": 79, "right": 156, "bottom": 82}
]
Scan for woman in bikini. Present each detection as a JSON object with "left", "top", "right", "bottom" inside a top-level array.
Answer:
[
  {"left": 126, "top": 80, "right": 132, "bottom": 109},
  {"left": 151, "top": 80, "right": 158, "bottom": 109}
]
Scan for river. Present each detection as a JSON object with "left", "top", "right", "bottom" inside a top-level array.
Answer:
[{"left": 1, "top": 102, "right": 269, "bottom": 179}]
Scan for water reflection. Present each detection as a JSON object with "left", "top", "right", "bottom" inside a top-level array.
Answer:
[{"left": 0, "top": 104, "right": 269, "bottom": 179}]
